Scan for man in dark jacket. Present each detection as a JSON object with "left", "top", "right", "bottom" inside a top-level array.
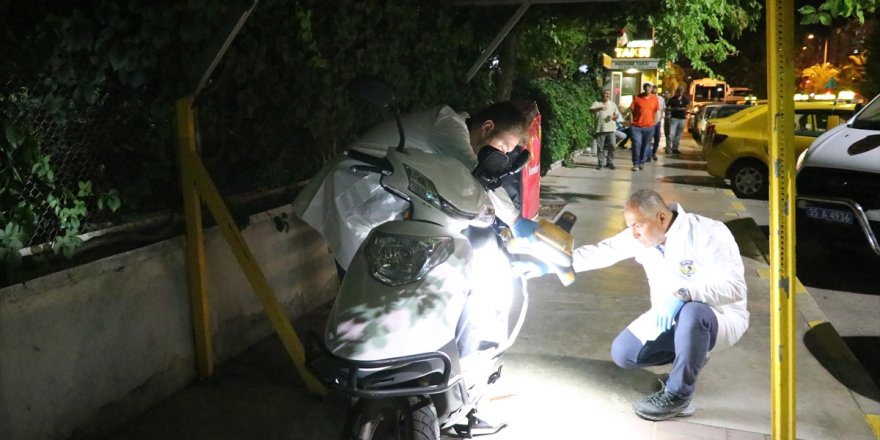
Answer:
[{"left": 666, "top": 86, "right": 690, "bottom": 154}]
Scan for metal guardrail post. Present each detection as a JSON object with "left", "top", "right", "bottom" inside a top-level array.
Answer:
[
  {"left": 188, "top": 155, "right": 326, "bottom": 396},
  {"left": 176, "top": 96, "right": 213, "bottom": 378},
  {"left": 766, "top": 0, "right": 797, "bottom": 438},
  {"left": 172, "top": 0, "right": 324, "bottom": 396},
  {"left": 175, "top": 96, "right": 325, "bottom": 395}
]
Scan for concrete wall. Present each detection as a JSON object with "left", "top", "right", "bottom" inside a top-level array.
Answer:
[{"left": 0, "top": 206, "right": 338, "bottom": 440}]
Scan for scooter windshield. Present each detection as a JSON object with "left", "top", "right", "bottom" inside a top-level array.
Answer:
[{"left": 404, "top": 164, "right": 495, "bottom": 228}]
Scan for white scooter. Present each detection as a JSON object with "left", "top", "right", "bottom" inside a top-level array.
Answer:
[{"left": 301, "top": 77, "right": 576, "bottom": 440}]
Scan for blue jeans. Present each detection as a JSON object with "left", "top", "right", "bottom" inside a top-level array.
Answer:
[
  {"left": 630, "top": 125, "right": 654, "bottom": 166},
  {"left": 610, "top": 302, "right": 719, "bottom": 398},
  {"left": 651, "top": 122, "right": 662, "bottom": 159},
  {"left": 668, "top": 118, "right": 686, "bottom": 151}
]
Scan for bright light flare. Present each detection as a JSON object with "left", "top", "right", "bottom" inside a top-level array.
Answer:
[{"left": 468, "top": 236, "right": 516, "bottom": 346}]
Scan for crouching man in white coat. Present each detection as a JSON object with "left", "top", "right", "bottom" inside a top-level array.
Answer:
[{"left": 565, "top": 189, "right": 749, "bottom": 421}]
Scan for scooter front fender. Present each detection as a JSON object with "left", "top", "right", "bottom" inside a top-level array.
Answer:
[{"left": 326, "top": 220, "right": 473, "bottom": 361}]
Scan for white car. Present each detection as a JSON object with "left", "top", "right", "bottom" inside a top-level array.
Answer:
[{"left": 796, "top": 94, "right": 880, "bottom": 257}]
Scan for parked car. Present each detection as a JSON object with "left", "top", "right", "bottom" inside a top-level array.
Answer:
[
  {"left": 690, "top": 103, "right": 751, "bottom": 143},
  {"left": 702, "top": 100, "right": 855, "bottom": 198},
  {"left": 796, "top": 94, "right": 880, "bottom": 257}
]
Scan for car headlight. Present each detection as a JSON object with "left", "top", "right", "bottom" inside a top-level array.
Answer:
[
  {"left": 405, "top": 164, "right": 494, "bottom": 226},
  {"left": 365, "top": 232, "right": 454, "bottom": 286}
]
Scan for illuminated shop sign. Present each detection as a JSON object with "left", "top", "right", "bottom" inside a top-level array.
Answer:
[
  {"left": 614, "top": 46, "right": 652, "bottom": 58},
  {"left": 614, "top": 39, "right": 654, "bottom": 58},
  {"left": 626, "top": 40, "right": 653, "bottom": 48},
  {"left": 610, "top": 58, "right": 660, "bottom": 70}
]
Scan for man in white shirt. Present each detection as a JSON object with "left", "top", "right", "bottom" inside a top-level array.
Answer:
[
  {"left": 589, "top": 89, "right": 622, "bottom": 170},
  {"left": 571, "top": 190, "right": 749, "bottom": 420}
]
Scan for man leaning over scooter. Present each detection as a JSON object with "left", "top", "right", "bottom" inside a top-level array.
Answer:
[{"left": 517, "top": 189, "right": 749, "bottom": 421}]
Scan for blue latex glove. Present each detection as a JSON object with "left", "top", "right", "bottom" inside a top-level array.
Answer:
[
  {"left": 512, "top": 217, "right": 540, "bottom": 240},
  {"left": 655, "top": 295, "right": 685, "bottom": 331},
  {"left": 511, "top": 259, "right": 551, "bottom": 279}
]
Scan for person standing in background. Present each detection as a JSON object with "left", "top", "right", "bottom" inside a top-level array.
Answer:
[
  {"left": 666, "top": 86, "right": 690, "bottom": 154},
  {"left": 589, "top": 89, "right": 622, "bottom": 170},
  {"left": 662, "top": 90, "right": 672, "bottom": 152},
  {"left": 649, "top": 85, "right": 665, "bottom": 162},
  {"left": 629, "top": 82, "right": 660, "bottom": 171}
]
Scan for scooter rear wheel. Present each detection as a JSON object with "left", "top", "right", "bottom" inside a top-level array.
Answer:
[{"left": 345, "top": 396, "right": 440, "bottom": 440}]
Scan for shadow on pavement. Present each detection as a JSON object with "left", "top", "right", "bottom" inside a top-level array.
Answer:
[
  {"left": 804, "top": 324, "right": 880, "bottom": 402},
  {"left": 724, "top": 218, "right": 770, "bottom": 262},
  {"left": 669, "top": 151, "right": 705, "bottom": 162},
  {"left": 660, "top": 162, "right": 708, "bottom": 171},
  {"left": 102, "top": 334, "right": 348, "bottom": 440},
  {"left": 843, "top": 336, "right": 880, "bottom": 393},
  {"left": 795, "top": 240, "right": 880, "bottom": 295},
  {"left": 657, "top": 175, "right": 727, "bottom": 190},
  {"left": 539, "top": 184, "right": 611, "bottom": 204}
]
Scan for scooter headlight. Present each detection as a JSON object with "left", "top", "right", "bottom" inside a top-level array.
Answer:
[{"left": 365, "top": 232, "right": 454, "bottom": 286}]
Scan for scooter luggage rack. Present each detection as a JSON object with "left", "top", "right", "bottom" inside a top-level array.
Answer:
[{"left": 308, "top": 343, "right": 459, "bottom": 398}]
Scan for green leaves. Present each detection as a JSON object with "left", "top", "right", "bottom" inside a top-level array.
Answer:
[
  {"left": 0, "top": 222, "right": 26, "bottom": 266},
  {"left": 98, "top": 189, "right": 121, "bottom": 212},
  {"left": 652, "top": 0, "right": 761, "bottom": 75},
  {"left": 5, "top": 124, "right": 25, "bottom": 146},
  {"left": 515, "top": 78, "right": 599, "bottom": 174},
  {"left": 1, "top": 120, "right": 120, "bottom": 266},
  {"left": 799, "top": 0, "right": 878, "bottom": 25}
]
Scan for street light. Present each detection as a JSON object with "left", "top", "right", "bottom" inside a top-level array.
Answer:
[{"left": 806, "top": 33, "right": 828, "bottom": 64}]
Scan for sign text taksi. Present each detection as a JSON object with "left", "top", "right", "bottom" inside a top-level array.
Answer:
[{"left": 614, "top": 46, "right": 652, "bottom": 58}]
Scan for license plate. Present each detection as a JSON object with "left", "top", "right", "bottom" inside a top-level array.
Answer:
[{"left": 804, "top": 206, "right": 854, "bottom": 225}]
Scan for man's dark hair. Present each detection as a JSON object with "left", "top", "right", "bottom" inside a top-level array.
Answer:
[{"left": 467, "top": 101, "right": 528, "bottom": 135}]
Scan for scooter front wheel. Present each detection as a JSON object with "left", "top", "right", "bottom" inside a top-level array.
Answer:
[{"left": 345, "top": 396, "right": 440, "bottom": 440}]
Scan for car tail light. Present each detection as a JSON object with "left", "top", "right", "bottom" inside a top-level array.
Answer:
[{"left": 704, "top": 123, "right": 727, "bottom": 149}]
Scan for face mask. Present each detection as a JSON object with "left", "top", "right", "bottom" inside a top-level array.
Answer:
[{"left": 472, "top": 145, "right": 509, "bottom": 189}]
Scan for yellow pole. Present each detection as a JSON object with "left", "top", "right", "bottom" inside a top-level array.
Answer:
[
  {"left": 189, "top": 154, "right": 326, "bottom": 396},
  {"left": 176, "top": 96, "right": 214, "bottom": 378},
  {"left": 766, "top": 1, "right": 797, "bottom": 438}
]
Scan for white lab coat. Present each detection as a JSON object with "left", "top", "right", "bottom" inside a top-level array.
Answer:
[
  {"left": 572, "top": 203, "right": 749, "bottom": 351},
  {"left": 293, "top": 105, "right": 520, "bottom": 269}
]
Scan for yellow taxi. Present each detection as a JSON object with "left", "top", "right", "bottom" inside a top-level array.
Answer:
[{"left": 702, "top": 100, "right": 855, "bottom": 198}]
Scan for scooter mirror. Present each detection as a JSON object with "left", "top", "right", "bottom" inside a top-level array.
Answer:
[
  {"left": 347, "top": 76, "right": 396, "bottom": 108},
  {"left": 348, "top": 75, "right": 406, "bottom": 152}
]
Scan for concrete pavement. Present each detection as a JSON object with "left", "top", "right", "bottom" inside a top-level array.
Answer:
[{"left": 103, "top": 137, "right": 880, "bottom": 440}]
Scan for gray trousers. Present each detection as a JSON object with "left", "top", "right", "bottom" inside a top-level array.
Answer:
[
  {"left": 610, "top": 302, "right": 718, "bottom": 398},
  {"left": 594, "top": 131, "right": 616, "bottom": 166},
  {"left": 668, "top": 118, "right": 686, "bottom": 150}
]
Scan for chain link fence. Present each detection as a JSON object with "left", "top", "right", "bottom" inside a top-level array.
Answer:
[{"left": 3, "top": 75, "right": 131, "bottom": 248}]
